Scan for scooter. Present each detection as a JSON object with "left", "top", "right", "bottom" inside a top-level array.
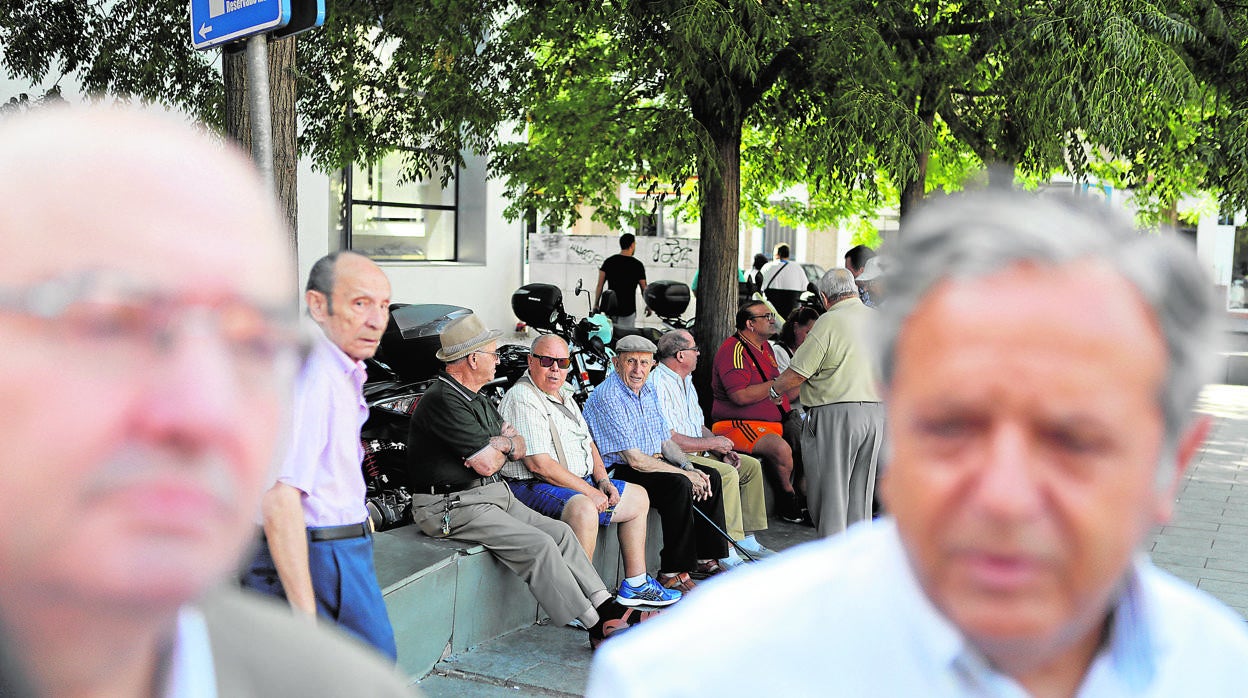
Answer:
[
  {"left": 606, "top": 279, "right": 695, "bottom": 348},
  {"left": 511, "top": 279, "right": 614, "bottom": 406}
]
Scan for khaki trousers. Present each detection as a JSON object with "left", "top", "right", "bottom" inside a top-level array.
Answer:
[
  {"left": 801, "top": 402, "right": 885, "bottom": 538},
  {"left": 687, "top": 452, "right": 768, "bottom": 540},
  {"left": 410, "top": 481, "right": 607, "bottom": 626}
]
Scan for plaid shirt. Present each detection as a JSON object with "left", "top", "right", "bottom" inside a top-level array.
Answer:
[
  {"left": 648, "top": 362, "right": 705, "bottom": 438},
  {"left": 498, "top": 372, "right": 596, "bottom": 480},
  {"left": 582, "top": 370, "right": 670, "bottom": 468}
]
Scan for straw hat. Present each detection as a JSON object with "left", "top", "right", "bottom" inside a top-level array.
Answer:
[{"left": 436, "top": 314, "right": 502, "bottom": 362}]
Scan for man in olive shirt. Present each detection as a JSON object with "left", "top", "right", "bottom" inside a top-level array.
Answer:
[
  {"left": 772, "top": 268, "right": 883, "bottom": 537},
  {"left": 405, "top": 314, "right": 636, "bottom": 648}
]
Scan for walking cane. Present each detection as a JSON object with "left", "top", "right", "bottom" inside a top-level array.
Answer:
[{"left": 660, "top": 439, "right": 758, "bottom": 563}]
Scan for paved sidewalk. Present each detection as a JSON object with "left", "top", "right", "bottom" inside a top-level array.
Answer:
[
  {"left": 417, "top": 384, "right": 1248, "bottom": 696},
  {"left": 1150, "top": 383, "right": 1248, "bottom": 617}
]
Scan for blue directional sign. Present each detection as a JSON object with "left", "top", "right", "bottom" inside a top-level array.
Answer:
[{"left": 189, "top": 0, "right": 291, "bottom": 51}]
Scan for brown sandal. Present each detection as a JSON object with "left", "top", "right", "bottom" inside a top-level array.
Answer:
[
  {"left": 658, "top": 572, "right": 697, "bottom": 593},
  {"left": 691, "top": 559, "right": 725, "bottom": 579}
]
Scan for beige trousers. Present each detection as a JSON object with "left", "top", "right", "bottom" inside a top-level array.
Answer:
[{"left": 687, "top": 453, "right": 768, "bottom": 541}]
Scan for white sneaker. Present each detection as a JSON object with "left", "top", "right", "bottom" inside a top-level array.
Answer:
[{"left": 719, "top": 551, "right": 747, "bottom": 569}]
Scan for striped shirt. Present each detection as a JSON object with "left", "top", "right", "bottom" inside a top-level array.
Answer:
[{"left": 649, "top": 362, "right": 705, "bottom": 438}]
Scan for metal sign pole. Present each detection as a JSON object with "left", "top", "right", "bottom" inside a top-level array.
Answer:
[{"left": 245, "top": 33, "right": 276, "bottom": 193}]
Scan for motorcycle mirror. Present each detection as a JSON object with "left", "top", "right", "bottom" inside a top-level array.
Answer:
[{"left": 575, "top": 279, "right": 583, "bottom": 295}]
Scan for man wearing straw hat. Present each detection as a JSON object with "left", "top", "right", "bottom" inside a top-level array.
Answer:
[{"left": 406, "top": 314, "right": 641, "bottom": 648}]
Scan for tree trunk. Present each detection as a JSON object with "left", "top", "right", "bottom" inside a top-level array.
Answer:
[
  {"left": 898, "top": 144, "right": 929, "bottom": 225},
  {"left": 986, "top": 160, "right": 1016, "bottom": 189},
  {"left": 223, "top": 36, "right": 299, "bottom": 254},
  {"left": 692, "top": 123, "right": 743, "bottom": 416},
  {"left": 898, "top": 93, "right": 935, "bottom": 229}
]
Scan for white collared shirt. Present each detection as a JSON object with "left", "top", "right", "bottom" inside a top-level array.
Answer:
[
  {"left": 163, "top": 606, "right": 217, "bottom": 698},
  {"left": 589, "top": 519, "right": 1248, "bottom": 697}
]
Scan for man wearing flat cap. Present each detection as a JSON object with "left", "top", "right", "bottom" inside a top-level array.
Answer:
[
  {"left": 405, "top": 314, "right": 638, "bottom": 648},
  {"left": 583, "top": 335, "right": 729, "bottom": 593}
]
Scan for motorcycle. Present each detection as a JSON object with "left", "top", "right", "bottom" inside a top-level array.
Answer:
[
  {"left": 511, "top": 279, "right": 613, "bottom": 406},
  {"left": 606, "top": 279, "right": 695, "bottom": 348}
]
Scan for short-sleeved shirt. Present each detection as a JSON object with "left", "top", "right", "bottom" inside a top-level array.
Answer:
[
  {"left": 758, "top": 259, "right": 808, "bottom": 292},
  {"left": 710, "top": 334, "right": 789, "bottom": 422},
  {"left": 405, "top": 372, "right": 502, "bottom": 490},
  {"left": 499, "top": 372, "right": 596, "bottom": 480},
  {"left": 648, "top": 363, "right": 704, "bottom": 439},
  {"left": 600, "top": 254, "right": 647, "bottom": 316},
  {"left": 582, "top": 371, "right": 669, "bottom": 467},
  {"left": 788, "top": 297, "right": 880, "bottom": 407},
  {"left": 275, "top": 330, "right": 368, "bottom": 527}
]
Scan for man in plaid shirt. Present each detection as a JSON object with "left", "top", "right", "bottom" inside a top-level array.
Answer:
[
  {"left": 499, "top": 335, "right": 680, "bottom": 607},
  {"left": 583, "top": 335, "right": 730, "bottom": 593}
]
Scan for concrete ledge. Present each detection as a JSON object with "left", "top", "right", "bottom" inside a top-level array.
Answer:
[
  {"left": 373, "top": 474, "right": 783, "bottom": 680},
  {"left": 374, "top": 527, "right": 538, "bottom": 679}
]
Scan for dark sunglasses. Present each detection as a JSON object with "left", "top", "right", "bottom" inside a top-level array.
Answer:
[{"left": 532, "top": 353, "right": 572, "bottom": 369}]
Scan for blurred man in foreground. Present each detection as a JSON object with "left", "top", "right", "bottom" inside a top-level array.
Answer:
[
  {"left": 589, "top": 191, "right": 1248, "bottom": 696},
  {"left": 0, "top": 106, "right": 411, "bottom": 696}
]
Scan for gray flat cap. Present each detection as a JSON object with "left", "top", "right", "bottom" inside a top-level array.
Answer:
[{"left": 615, "top": 334, "right": 657, "bottom": 353}]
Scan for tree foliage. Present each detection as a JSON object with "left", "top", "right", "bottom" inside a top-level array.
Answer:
[
  {"left": 6, "top": 0, "right": 1248, "bottom": 348},
  {"left": 1, "top": 0, "right": 222, "bottom": 122}
]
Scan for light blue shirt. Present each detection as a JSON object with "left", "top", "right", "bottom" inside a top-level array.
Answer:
[
  {"left": 589, "top": 519, "right": 1248, "bottom": 697},
  {"left": 648, "top": 362, "right": 704, "bottom": 439},
  {"left": 583, "top": 371, "right": 669, "bottom": 467}
]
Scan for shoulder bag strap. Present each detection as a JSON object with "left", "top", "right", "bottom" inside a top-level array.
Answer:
[
  {"left": 519, "top": 375, "right": 569, "bottom": 469},
  {"left": 734, "top": 335, "right": 786, "bottom": 421}
]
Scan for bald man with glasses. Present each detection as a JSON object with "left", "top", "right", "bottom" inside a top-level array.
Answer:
[{"left": 499, "top": 335, "right": 680, "bottom": 608}]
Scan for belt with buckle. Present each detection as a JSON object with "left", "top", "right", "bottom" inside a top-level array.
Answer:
[
  {"left": 307, "top": 522, "right": 369, "bottom": 542},
  {"left": 420, "top": 473, "right": 502, "bottom": 496}
]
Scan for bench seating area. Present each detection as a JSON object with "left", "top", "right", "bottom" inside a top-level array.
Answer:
[{"left": 372, "top": 513, "right": 663, "bottom": 678}]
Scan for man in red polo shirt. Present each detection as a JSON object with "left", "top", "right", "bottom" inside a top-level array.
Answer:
[{"left": 710, "top": 300, "right": 803, "bottom": 522}]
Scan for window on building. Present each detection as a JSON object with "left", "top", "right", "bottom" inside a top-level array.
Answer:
[
  {"left": 1231, "top": 223, "right": 1248, "bottom": 310},
  {"left": 342, "top": 151, "right": 457, "bottom": 261}
]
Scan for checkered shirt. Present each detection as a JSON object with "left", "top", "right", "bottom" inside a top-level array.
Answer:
[
  {"left": 498, "top": 372, "right": 596, "bottom": 480},
  {"left": 582, "top": 370, "right": 670, "bottom": 468}
]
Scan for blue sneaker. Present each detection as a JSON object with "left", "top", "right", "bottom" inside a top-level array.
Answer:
[{"left": 617, "top": 575, "right": 682, "bottom": 607}]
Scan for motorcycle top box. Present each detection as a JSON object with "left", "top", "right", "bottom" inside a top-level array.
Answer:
[
  {"left": 374, "top": 303, "right": 472, "bottom": 382},
  {"left": 511, "top": 283, "right": 564, "bottom": 330},
  {"left": 644, "top": 280, "right": 691, "bottom": 318}
]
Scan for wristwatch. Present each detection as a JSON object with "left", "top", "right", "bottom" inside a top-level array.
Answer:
[{"left": 768, "top": 381, "right": 780, "bottom": 400}]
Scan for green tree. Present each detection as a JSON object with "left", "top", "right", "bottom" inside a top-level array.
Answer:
[{"left": 0, "top": 0, "right": 300, "bottom": 244}]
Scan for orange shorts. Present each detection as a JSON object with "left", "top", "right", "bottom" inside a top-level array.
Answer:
[{"left": 711, "top": 420, "right": 783, "bottom": 452}]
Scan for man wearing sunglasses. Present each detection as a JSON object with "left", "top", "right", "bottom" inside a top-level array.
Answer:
[
  {"left": 499, "top": 335, "right": 681, "bottom": 608},
  {"left": 407, "top": 315, "right": 644, "bottom": 648}
]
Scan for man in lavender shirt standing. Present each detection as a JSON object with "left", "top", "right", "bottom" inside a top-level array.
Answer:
[{"left": 243, "top": 251, "right": 398, "bottom": 660}]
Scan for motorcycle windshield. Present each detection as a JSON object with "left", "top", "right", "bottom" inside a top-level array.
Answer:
[{"left": 390, "top": 304, "right": 472, "bottom": 339}]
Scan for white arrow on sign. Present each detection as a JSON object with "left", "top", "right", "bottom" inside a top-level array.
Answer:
[{"left": 198, "top": 23, "right": 212, "bottom": 39}]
